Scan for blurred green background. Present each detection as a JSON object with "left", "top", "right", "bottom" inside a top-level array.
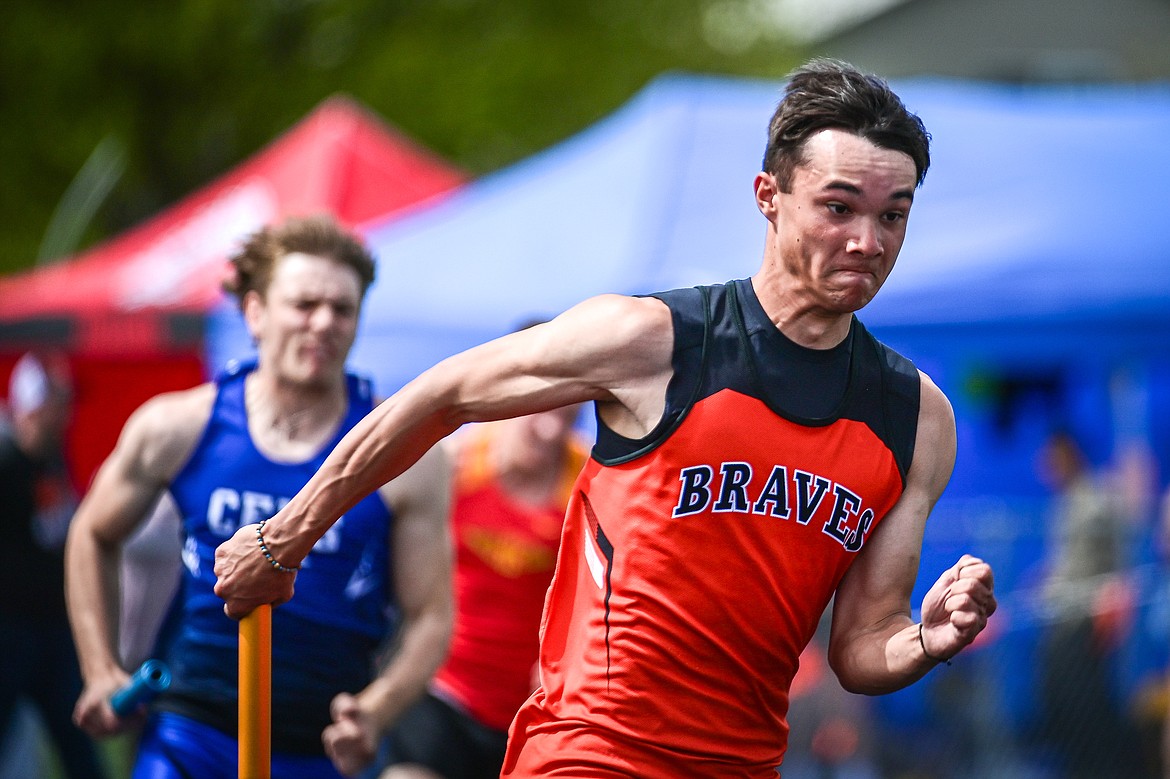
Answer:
[{"left": 0, "top": 0, "right": 807, "bottom": 277}]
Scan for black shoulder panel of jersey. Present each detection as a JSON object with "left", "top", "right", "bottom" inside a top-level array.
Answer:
[
  {"left": 591, "top": 285, "right": 710, "bottom": 464},
  {"left": 853, "top": 322, "right": 920, "bottom": 485},
  {"left": 591, "top": 281, "right": 921, "bottom": 485}
]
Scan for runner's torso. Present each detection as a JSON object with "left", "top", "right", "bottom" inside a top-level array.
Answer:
[
  {"left": 504, "top": 279, "right": 919, "bottom": 777},
  {"left": 157, "top": 361, "right": 396, "bottom": 753},
  {"left": 432, "top": 424, "right": 588, "bottom": 731}
]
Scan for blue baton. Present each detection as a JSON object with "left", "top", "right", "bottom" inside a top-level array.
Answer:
[{"left": 110, "top": 659, "right": 172, "bottom": 717}]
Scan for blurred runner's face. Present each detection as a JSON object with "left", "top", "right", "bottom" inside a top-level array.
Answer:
[
  {"left": 249, "top": 252, "right": 362, "bottom": 388},
  {"left": 509, "top": 404, "right": 582, "bottom": 468}
]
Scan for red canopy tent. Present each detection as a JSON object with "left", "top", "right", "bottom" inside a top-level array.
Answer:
[{"left": 0, "top": 96, "right": 465, "bottom": 486}]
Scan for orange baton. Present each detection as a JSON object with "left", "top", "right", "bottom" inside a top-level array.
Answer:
[{"left": 239, "top": 604, "right": 272, "bottom": 779}]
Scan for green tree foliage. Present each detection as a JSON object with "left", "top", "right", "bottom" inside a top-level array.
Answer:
[{"left": 0, "top": 1, "right": 804, "bottom": 276}]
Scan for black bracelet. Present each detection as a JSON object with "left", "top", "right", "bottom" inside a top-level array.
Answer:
[
  {"left": 256, "top": 520, "right": 299, "bottom": 574},
  {"left": 919, "top": 623, "right": 952, "bottom": 666}
]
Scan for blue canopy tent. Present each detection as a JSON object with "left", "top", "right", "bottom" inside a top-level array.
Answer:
[{"left": 206, "top": 73, "right": 1170, "bottom": 735}]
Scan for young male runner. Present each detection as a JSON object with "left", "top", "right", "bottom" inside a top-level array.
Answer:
[{"left": 67, "top": 215, "right": 452, "bottom": 778}]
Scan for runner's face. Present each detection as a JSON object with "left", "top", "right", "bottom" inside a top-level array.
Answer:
[
  {"left": 773, "top": 128, "right": 917, "bottom": 312},
  {"left": 247, "top": 253, "right": 362, "bottom": 388},
  {"left": 518, "top": 404, "right": 581, "bottom": 452}
]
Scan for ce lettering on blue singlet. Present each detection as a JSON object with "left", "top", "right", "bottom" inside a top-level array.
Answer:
[{"left": 205, "top": 486, "right": 343, "bottom": 552}]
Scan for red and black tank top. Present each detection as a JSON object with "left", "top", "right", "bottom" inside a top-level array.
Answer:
[{"left": 503, "top": 279, "right": 919, "bottom": 778}]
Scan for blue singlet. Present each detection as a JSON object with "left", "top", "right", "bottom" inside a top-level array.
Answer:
[{"left": 143, "top": 360, "right": 396, "bottom": 765}]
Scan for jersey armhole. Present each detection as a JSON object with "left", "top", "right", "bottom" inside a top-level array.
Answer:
[
  {"left": 876, "top": 342, "right": 920, "bottom": 486},
  {"left": 591, "top": 286, "right": 711, "bottom": 465}
]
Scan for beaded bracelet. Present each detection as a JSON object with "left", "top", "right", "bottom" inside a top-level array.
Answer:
[
  {"left": 256, "top": 520, "right": 299, "bottom": 574},
  {"left": 918, "top": 622, "right": 952, "bottom": 666}
]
